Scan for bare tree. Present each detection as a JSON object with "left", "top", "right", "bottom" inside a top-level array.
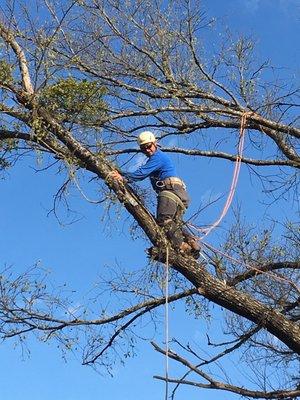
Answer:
[{"left": 0, "top": 0, "right": 299, "bottom": 398}]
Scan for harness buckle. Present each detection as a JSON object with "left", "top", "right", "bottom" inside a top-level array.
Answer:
[{"left": 156, "top": 180, "right": 165, "bottom": 188}]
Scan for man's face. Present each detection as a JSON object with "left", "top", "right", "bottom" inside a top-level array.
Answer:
[{"left": 140, "top": 142, "right": 156, "bottom": 157}]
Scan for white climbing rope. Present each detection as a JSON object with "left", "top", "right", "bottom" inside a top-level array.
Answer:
[{"left": 164, "top": 246, "right": 170, "bottom": 400}]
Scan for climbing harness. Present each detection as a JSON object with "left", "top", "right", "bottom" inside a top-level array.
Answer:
[{"left": 156, "top": 177, "right": 187, "bottom": 190}]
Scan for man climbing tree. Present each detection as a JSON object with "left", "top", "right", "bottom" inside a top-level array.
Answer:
[
  {"left": 0, "top": 0, "right": 299, "bottom": 399},
  {"left": 110, "top": 131, "right": 200, "bottom": 258}
]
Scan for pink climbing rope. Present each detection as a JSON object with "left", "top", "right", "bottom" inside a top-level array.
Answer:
[{"left": 200, "top": 112, "right": 248, "bottom": 239}]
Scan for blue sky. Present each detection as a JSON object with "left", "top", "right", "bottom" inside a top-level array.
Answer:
[{"left": 0, "top": 1, "right": 299, "bottom": 399}]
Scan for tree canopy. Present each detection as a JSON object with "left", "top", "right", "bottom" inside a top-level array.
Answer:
[{"left": 0, "top": 1, "right": 299, "bottom": 399}]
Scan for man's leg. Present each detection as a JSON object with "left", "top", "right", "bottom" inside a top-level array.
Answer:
[
  {"left": 171, "top": 186, "right": 200, "bottom": 258},
  {"left": 156, "top": 194, "right": 185, "bottom": 247}
]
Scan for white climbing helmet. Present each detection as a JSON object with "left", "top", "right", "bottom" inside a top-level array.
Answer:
[{"left": 137, "top": 131, "right": 156, "bottom": 146}]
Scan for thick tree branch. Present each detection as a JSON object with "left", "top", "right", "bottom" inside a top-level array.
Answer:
[
  {"left": 105, "top": 146, "right": 297, "bottom": 168},
  {"left": 0, "top": 23, "right": 34, "bottom": 94}
]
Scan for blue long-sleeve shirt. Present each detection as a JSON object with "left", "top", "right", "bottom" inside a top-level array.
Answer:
[{"left": 122, "top": 149, "right": 177, "bottom": 190}]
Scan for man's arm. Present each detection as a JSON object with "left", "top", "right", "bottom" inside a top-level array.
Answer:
[{"left": 111, "top": 153, "right": 161, "bottom": 182}]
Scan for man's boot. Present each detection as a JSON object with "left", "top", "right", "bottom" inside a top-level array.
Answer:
[
  {"left": 186, "top": 236, "right": 200, "bottom": 259},
  {"left": 179, "top": 241, "right": 192, "bottom": 254},
  {"left": 179, "top": 241, "right": 200, "bottom": 259}
]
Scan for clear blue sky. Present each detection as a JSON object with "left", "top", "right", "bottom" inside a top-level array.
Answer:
[{"left": 0, "top": 1, "right": 299, "bottom": 399}]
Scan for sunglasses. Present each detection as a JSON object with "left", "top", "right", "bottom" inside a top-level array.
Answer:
[{"left": 140, "top": 143, "right": 153, "bottom": 151}]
